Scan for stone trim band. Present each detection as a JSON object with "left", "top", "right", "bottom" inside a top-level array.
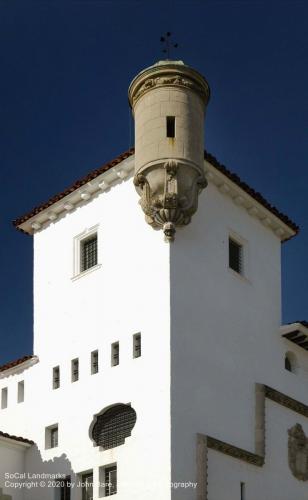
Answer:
[{"left": 196, "top": 383, "right": 308, "bottom": 500}]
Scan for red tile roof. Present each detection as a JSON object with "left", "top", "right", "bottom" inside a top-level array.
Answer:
[
  {"left": 0, "top": 355, "right": 35, "bottom": 373},
  {"left": 13, "top": 148, "right": 299, "bottom": 236},
  {"left": 204, "top": 152, "right": 299, "bottom": 234},
  {"left": 0, "top": 430, "right": 34, "bottom": 445}
]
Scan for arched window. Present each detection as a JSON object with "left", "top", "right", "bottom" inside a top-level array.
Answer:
[
  {"left": 285, "top": 352, "right": 296, "bottom": 373},
  {"left": 91, "top": 404, "right": 136, "bottom": 449}
]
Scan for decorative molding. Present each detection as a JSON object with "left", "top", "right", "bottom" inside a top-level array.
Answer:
[
  {"left": 264, "top": 386, "right": 308, "bottom": 417},
  {"left": 197, "top": 384, "right": 308, "bottom": 500},
  {"left": 207, "top": 436, "right": 264, "bottom": 466},
  {"left": 130, "top": 73, "right": 210, "bottom": 107},
  {"left": 134, "top": 159, "right": 207, "bottom": 242}
]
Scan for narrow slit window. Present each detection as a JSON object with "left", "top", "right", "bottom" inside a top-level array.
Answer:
[
  {"left": 240, "top": 482, "right": 245, "bottom": 500},
  {"left": 133, "top": 333, "right": 141, "bottom": 358},
  {"left": 53, "top": 366, "right": 60, "bottom": 390},
  {"left": 81, "top": 234, "right": 97, "bottom": 272},
  {"left": 71, "top": 359, "right": 79, "bottom": 382},
  {"left": 1, "top": 388, "right": 8, "bottom": 409},
  {"left": 111, "top": 342, "right": 119, "bottom": 367},
  {"left": 166, "top": 116, "right": 175, "bottom": 138},
  {"left": 229, "top": 238, "right": 243, "bottom": 274},
  {"left": 18, "top": 381, "right": 24, "bottom": 403},
  {"left": 91, "top": 350, "right": 99, "bottom": 374}
]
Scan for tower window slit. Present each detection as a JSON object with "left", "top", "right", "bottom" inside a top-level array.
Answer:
[
  {"left": 133, "top": 333, "right": 141, "bottom": 358},
  {"left": 166, "top": 116, "right": 175, "bottom": 138}
]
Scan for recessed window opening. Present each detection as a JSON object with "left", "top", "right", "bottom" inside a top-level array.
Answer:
[
  {"left": 58, "top": 476, "right": 71, "bottom": 500},
  {"left": 18, "top": 381, "right": 24, "bottom": 403},
  {"left": 111, "top": 342, "right": 119, "bottom": 367},
  {"left": 91, "top": 350, "right": 99, "bottom": 374},
  {"left": 53, "top": 366, "right": 60, "bottom": 389},
  {"left": 51, "top": 427, "right": 58, "bottom": 448},
  {"left": 81, "top": 472, "right": 93, "bottom": 500},
  {"left": 71, "top": 358, "right": 79, "bottom": 382},
  {"left": 240, "top": 482, "right": 245, "bottom": 500},
  {"left": 1, "top": 388, "right": 8, "bottom": 409},
  {"left": 133, "top": 333, "right": 141, "bottom": 358},
  {"left": 105, "top": 465, "right": 117, "bottom": 496},
  {"left": 285, "top": 352, "right": 296, "bottom": 373},
  {"left": 229, "top": 237, "right": 243, "bottom": 274},
  {"left": 81, "top": 234, "right": 97, "bottom": 272},
  {"left": 166, "top": 116, "right": 175, "bottom": 138},
  {"left": 45, "top": 424, "right": 58, "bottom": 449}
]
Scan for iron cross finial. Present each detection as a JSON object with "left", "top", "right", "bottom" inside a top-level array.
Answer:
[{"left": 160, "top": 32, "right": 178, "bottom": 60}]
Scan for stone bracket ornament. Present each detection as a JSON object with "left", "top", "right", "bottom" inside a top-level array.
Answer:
[
  {"left": 134, "top": 159, "right": 207, "bottom": 242},
  {"left": 288, "top": 423, "right": 308, "bottom": 481}
]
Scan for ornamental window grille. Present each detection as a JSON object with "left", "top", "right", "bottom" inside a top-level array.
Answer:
[
  {"left": 105, "top": 465, "right": 117, "bottom": 496},
  {"left": 229, "top": 238, "right": 243, "bottom": 274},
  {"left": 111, "top": 342, "right": 119, "bottom": 367},
  {"left": 92, "top": 404, "right": 137, "bottom": 450},
  {"left": 133, "top": 333, "right": 141, "bottom": 358},
  {"left": 81, "top": 473, "right": 93, "bottom": 500},
  {"left": 81, "top": 235, "right": 97, "bottom": 272},
  {"left": 71, "top": 358, "right": 79, "bottom": 382},
  {"left": 91, "top": 350, "right": 99, "bottom": 374},
  {"left": 60, "top": 476, "right": 71, "bottom": 500},
  {"left": 53, "top": 366, "right": 60, "bottom": 389}
]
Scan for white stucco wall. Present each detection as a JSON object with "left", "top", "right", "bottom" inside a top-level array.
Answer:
[
  {"left": 0, "top": 155, "right": 304, "bottom": 500},
  {"left": 0, "top": 438, "right": 29, "bottom": 500},
  {"left": 169, "top": 180, "right": 307, "bottom": 499},
  {"left": 0, "top": 165, "right": 172, "bottom": 500}
]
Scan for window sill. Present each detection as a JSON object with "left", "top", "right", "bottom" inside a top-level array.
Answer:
[
  {"left": 228, "top": 267, "right": 250, "bottom": 284},
  {"left": 71, "top": 263, "right": 102, "bottom": 282}
]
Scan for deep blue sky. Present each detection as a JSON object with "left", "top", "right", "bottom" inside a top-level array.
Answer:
[{"left": 0, "top": 0, "right": 307, "bottom": 365}]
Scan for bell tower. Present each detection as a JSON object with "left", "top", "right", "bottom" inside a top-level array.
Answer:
[{"left": 128, "top": 60, "right": 210, "bottom": 241}]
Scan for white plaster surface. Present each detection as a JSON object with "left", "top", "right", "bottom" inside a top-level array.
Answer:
[{"left": 0, "top": 159, "right": 305, "bottom": 500}]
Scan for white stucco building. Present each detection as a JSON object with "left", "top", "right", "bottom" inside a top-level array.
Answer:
[{"left": 0, "top": 59, "right": 307, "bottom": 500}]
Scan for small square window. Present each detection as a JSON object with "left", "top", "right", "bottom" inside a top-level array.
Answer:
[
  {"left": 80, "top": 234, "right": 97, "bottom": 272},
  {"left": 111, "top": 342, "right": 119, "bottom": 367},
  {"left": 133, "top": 333, "right": 141, "bottom": 358},
  {"left": 45, "top": 424, "right": 58, "bottom": 449},
  {"left": 91, "top": 350, "right": 99, "bottom": 375},
  {"left": 105, "top": 465, "right": 117, "bottom": 496},
  {"left": 229, "top": 237, "right": 243, "bottom": 274},
  {"left": 71, "top": 358, "right": 79, "bottom": 382}
]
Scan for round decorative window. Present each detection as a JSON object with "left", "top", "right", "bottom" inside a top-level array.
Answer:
[{"left": 91, "top": 404, "right": 137, "bottom": 449}]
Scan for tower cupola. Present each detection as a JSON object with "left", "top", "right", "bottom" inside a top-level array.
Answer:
[{"left": 128, "top": 60, "right": 210, "bottom": 241}]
